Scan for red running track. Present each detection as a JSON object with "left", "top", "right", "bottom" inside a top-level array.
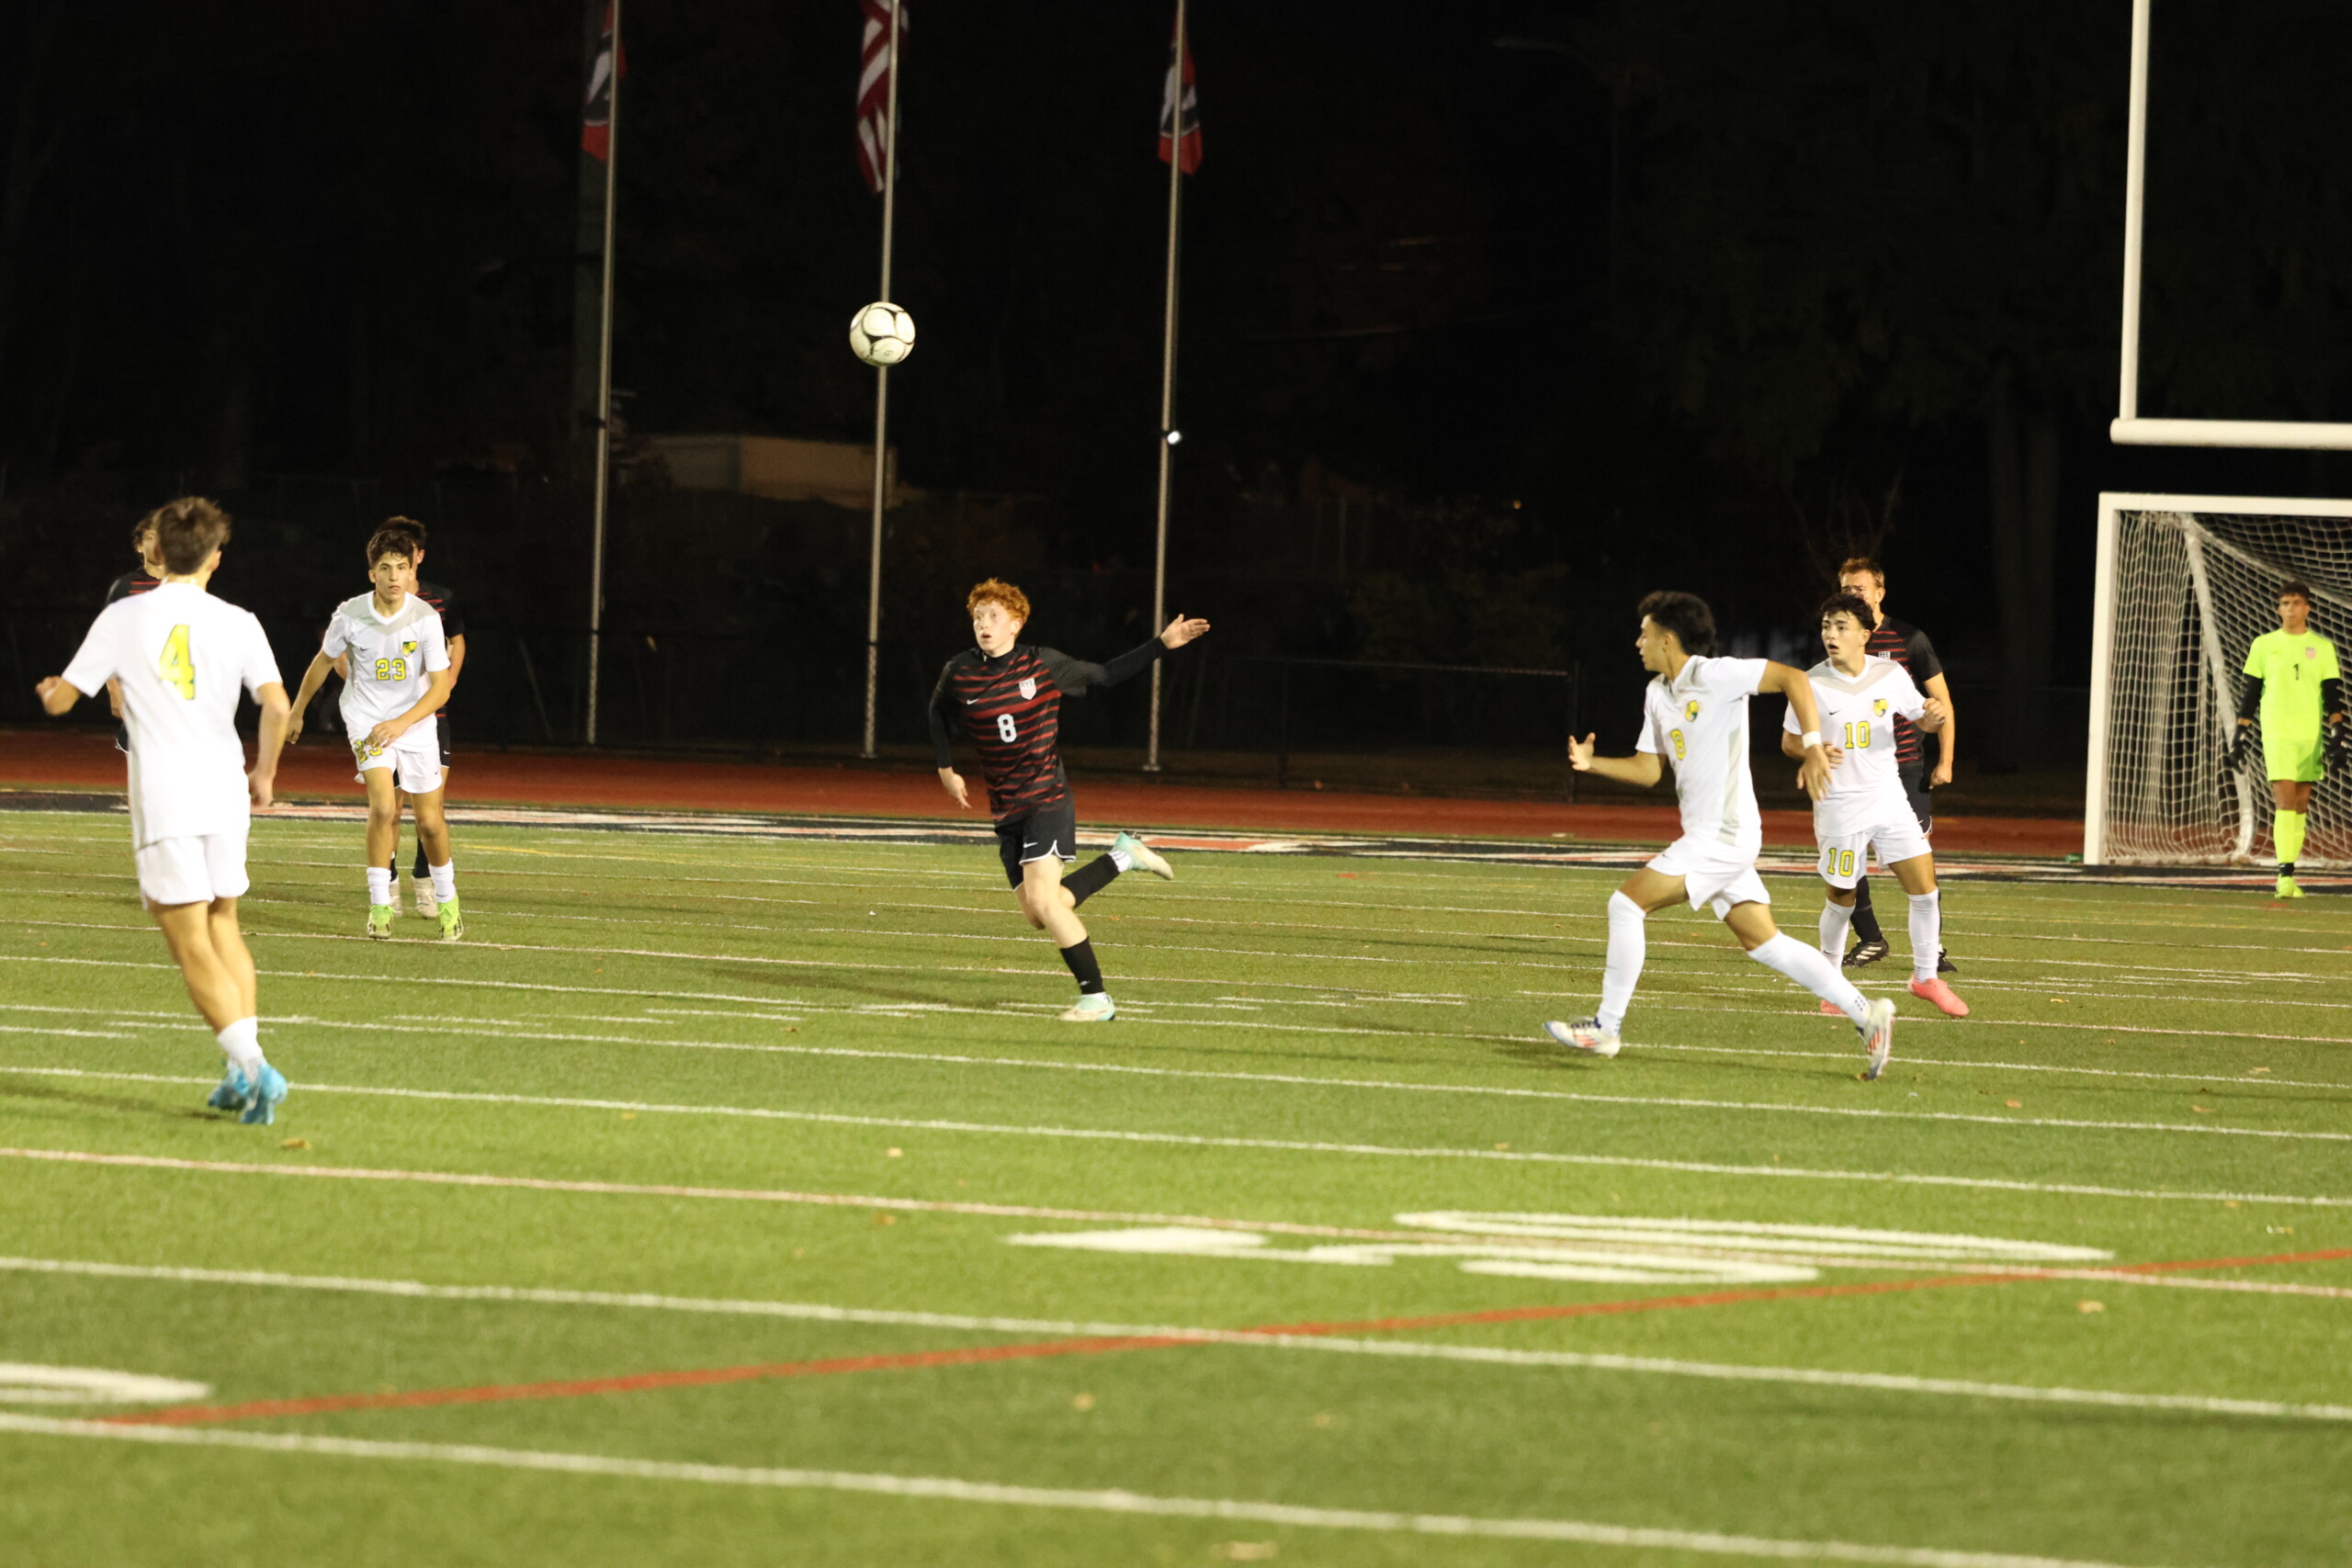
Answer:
[{"left": 0, "top": 727, "right": 2083, "bottom": 857}]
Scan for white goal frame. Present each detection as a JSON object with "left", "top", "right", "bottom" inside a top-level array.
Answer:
[
  {"left": 2086, "top": 491, "right": 2352, "bottom": 863},
  {"left": 2111, "top": 0, "right": 2352, "bottom": 450}
]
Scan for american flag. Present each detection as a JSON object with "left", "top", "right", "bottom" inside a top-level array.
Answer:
[
  {"left": 582, "top": 3, "right": 621, "bottom": 162},
  {"left": 856, "top": 0, "right": 909, "bottom": 195},
  {"left": 1158, "top": 14, "right": 1201, "bottom": 174}
]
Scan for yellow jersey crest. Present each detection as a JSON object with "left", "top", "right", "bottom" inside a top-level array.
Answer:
[
  {"left": 401, "top": 640, "right": 418, "bottom": 655},
  {"left": 1872, "top": 698, "right": 1887, "bottom": 716},
  {"left": 1683, "top": 699, "right": 1702, "bottom": 721}
]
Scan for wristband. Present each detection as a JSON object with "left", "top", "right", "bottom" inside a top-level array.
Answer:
[{"left": 1801, "top": 730, "right": 1823, "bottom": 750}]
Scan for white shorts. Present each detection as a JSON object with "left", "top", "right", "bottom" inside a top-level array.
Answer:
[
  {"left": 1815, "top": 818, "right": 1932, "bottom": 889},
  {"left": 135, "top": 823, "right": 252, "bottom": 908},
  {"left": 351, "top": 718, "right": 444, "bottom": 795},
  {"left": 1648, "top": 836, "right": 1770, "bottom": 919}
]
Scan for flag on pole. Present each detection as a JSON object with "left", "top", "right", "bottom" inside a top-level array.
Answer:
[
  {"left": 857, "top": 0, "right": 909, "bottom": 194},
  {"left": 582, "top": 3, "right": 624, "bottom": 161},
  {"left": 1158, "top": 16, "right": 1202, "bottom": 174}
]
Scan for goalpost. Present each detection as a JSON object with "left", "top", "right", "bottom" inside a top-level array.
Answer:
[{"left": 2086, "top": 495, "right": 2352, "bottom": 865}]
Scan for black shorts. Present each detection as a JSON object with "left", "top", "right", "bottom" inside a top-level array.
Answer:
[
  {"left": 434, "top": 711, "right": 453, "bottom": 767},
  {"left": 994, "top": 799, "right": 1079, "bottom": 888},
  {"left": 1899, "top": 762, "right": 1933, "bottom": 834}
]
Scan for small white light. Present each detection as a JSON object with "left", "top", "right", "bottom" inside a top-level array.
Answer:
[{"left": 1164, "top": 429, "right": 1183, "bottom": 446}]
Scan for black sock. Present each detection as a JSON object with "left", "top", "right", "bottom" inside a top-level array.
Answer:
[
  {"left": 1848, "top": 878, "right": 1884, "bottom": 944},
  {"left": 413, "top": 843, "right": 430, "bottom": 879},
  {"left": 387, "top": 852, "right": 400, "bottom": 878},
  {"left": 1058, "top": 938, "right": 1106, "bottom": 995},
  {"left": 1063, "top": 855, "right": 1123, "bottom": 908}
]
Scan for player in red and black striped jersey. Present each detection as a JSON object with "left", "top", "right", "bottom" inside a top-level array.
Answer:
[
  {"left": 928, "top": 578, "right": 1211, "bottom": 1021},
  {"left": 1837, "top": 557, "right": 1958, "bottom": 973},
  {"left": 104, "top": 513, "right": 168, "bottom": 753}
]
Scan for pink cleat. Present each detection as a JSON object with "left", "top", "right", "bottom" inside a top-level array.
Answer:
[{"left": 1908, "top": 976, "right": 1970, "bottom": 1018}]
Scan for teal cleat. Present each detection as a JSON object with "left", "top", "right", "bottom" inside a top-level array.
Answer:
[
  {"left": 239, "top": 1065, "right": 288, "bottom": 1125},
  {"left": 1057, "top": 992, "right": 1117, "bottom": 1022},
  {"left": 205, "top": 1067, "right": 250, "bottom": 1111},
  {"left": 1113, "top": 831, "right": 1174, "bottom": 880}
]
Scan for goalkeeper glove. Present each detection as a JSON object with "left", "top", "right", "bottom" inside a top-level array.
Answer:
[
  {"left": 2327, "top": 720, "right": 2350, "bottom": 769},
  {"left": 2223, "top": 726, "right": 2254, "bottom": 772}
]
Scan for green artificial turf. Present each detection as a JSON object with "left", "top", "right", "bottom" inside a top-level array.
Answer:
[{"left": 0, "top": 806, "right": 2346, "bottom": 1567}]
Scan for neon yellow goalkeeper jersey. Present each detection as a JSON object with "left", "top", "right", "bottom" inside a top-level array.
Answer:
[{"left": 2244, "top": 628, "right": 2341, "bottom": 740}]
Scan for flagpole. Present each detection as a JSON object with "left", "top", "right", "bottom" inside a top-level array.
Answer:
[
  {"left": 585, "top": 0, "right": 621, "bottom": 747},
  {"left": 860, "top": 0, "right": 902, "bottom": 761},
  {"left": 1144, "top": 0, "right": 1185, "bottom": 774}
]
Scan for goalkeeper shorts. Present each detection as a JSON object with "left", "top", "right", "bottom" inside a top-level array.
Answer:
[{"left": 2267, "top": 735, "right": 2326, "bottom": 784}]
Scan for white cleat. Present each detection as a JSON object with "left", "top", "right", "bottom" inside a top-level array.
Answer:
[
  {"left": 1058, "top": 992, "right": 1118, "bottom": 1022},
  {"left": 1544, "top": 1018, "right": 1621, "bottom": 1059},
  {"left": 1113, "top": 831, "right": 1174, "bottom": 880},
  {"left": 1858, "top": 998, "right": 1895, "bottom": 1080},
  {"left": 412, "top": 875, "right": 439, "bottom": 919}
]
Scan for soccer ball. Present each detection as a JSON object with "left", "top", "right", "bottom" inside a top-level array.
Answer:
[{"left": 849, "top": 301, "right": 916, "bottom": 367}]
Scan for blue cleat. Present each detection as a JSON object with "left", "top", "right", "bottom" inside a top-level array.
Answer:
[
  {"left": 239, "top": 1065, "right": 288, "bottom": 1126},
  {"left": 205, "top": 1067, "right": 250, "bottom": 1111}
]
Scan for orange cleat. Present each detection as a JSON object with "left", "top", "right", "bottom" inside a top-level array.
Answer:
[{"left": 1908, "top": 976, "right": 1969, "bottom": 1017}]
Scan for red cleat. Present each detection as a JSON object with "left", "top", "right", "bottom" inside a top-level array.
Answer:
[{"left": 1908, "top": 976, "right": 1970, "bottom": 1017}]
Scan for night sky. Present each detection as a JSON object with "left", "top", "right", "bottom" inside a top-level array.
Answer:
[{"left": 8, "top": 0, "right": 2352, "bottom": 749}]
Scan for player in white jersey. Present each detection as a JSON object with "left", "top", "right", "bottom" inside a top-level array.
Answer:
[
  {"left": 1542, "top": 591, "right": 1899, "bottom": 1077},
  {"left": 37, "top": 497, "right": 295, "bottom": 1123},
  {"left": 1781, "top": 593, "right": 1968, "bottom": 1017},
  {"left": 287, "top": 525, "right": 464, "bottom": 940}
]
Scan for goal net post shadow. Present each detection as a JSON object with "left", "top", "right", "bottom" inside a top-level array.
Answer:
[{"left": 2086, "top": 494, "right": 2352, "bottom": 866}]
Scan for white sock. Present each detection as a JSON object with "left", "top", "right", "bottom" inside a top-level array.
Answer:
[
  {"left": 1907, "top": 891, "right": 1941, "bottom": 981},
  {"left": 214, "top": 1016, "right": 265, "bottom": 1077},
  {"left": 1818, "top": 899, "right": 1854, "bottom": 963},
  {"left": 366, "top": 866, "right": 393, "bottom": 907},
  {"left": 430, "top": 861, "right": 457, "bottom": 901},
  {"left": 1598, "top": 891, "right": 1646, "bottom": 1032},
  {"left": 1108, "top": 845, "right": 1135, "bottom": 873},
  {"left": 1748, "top": 932, "right": 1869, "bottom": 1025}
]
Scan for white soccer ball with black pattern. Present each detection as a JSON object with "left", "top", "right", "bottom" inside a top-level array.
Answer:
[{"left": 849, "top": 301, "right": 916, "bottom": 367}]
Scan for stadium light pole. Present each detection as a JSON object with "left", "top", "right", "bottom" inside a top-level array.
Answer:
[
  {"left": 584, "top": 0, "right": 621, "bottom": 747},
  {"left": 1144, "top": 0, "right": 1187, "bottom": 775},
  {"left": 860, "top": 1, "right": 903, "bottom": 762}
]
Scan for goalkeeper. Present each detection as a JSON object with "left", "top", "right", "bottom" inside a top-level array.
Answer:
[{"left": 2229, "top": 581, "right": 2347, "bottom": 898}]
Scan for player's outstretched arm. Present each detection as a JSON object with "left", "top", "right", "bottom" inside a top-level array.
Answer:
[
  {"left": 1568, "top": 733, "right": 1664, "bottom": 787},
  {"left": 1759, "top": 661, "right": 1833, "bottom": 800},
  {"left": 286, "top": 651, "right": 338, "bottom": 745}
]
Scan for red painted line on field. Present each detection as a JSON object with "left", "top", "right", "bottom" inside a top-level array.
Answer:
[{"left": 104, "top": 1245, "right": 2352, "bottom": 1430}]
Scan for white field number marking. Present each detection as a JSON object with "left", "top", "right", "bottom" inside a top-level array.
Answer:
[
  {"left": 0, "top": 1364, "right": 210, "bottom": 1404},
  {"left": 1007, "top": 1213, "right": 2114, "bottom": 1287}
]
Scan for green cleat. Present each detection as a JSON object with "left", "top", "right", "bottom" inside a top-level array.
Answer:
[
  {"left": 366, "top": 904, "right": 394, "bottom": 940},
  {"left": 2276, "top": 874, "right": 2306, "bottom": 899},
  {"left": 437, "top": 896, "right": 466, "bottom": 942}
]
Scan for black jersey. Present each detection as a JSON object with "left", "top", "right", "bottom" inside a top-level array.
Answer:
[
  {"left": 410, "top": 580, "right": 464, "bottom": 709},
  {"left": 928, "top": 638, "right": 1164, "bottom": 823},
  {"left": 1864, "top": 614, "right": 1944, "bottom": 767},
  {"left": 104, "top": 571, "right": 164, "bottom": 751},
  {"left": 105, "top": 570, "right": 162, "bottom": 604}
]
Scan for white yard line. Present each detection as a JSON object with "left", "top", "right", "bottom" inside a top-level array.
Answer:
[
  {"left": 5, "top": 1134, "right": 2348, "bottom": 1213},
  {"left": 0, "top": 1415, "right": 2168, "bottom": 1567},
  {"left": 0, "top": 1256, "right": 2342, "bottom": 1421},
  {"left": 3, "top": 1056, "right": 2342, "bottom": 1152}
]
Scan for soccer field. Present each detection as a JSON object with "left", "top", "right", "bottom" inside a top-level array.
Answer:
[{"left": 0, "top": 807, "right": 2346, "bottom": 1568}]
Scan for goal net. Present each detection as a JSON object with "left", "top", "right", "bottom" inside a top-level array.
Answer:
[{"left": 2087, "top": 494, "right": 2352, "bottom": 865}]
